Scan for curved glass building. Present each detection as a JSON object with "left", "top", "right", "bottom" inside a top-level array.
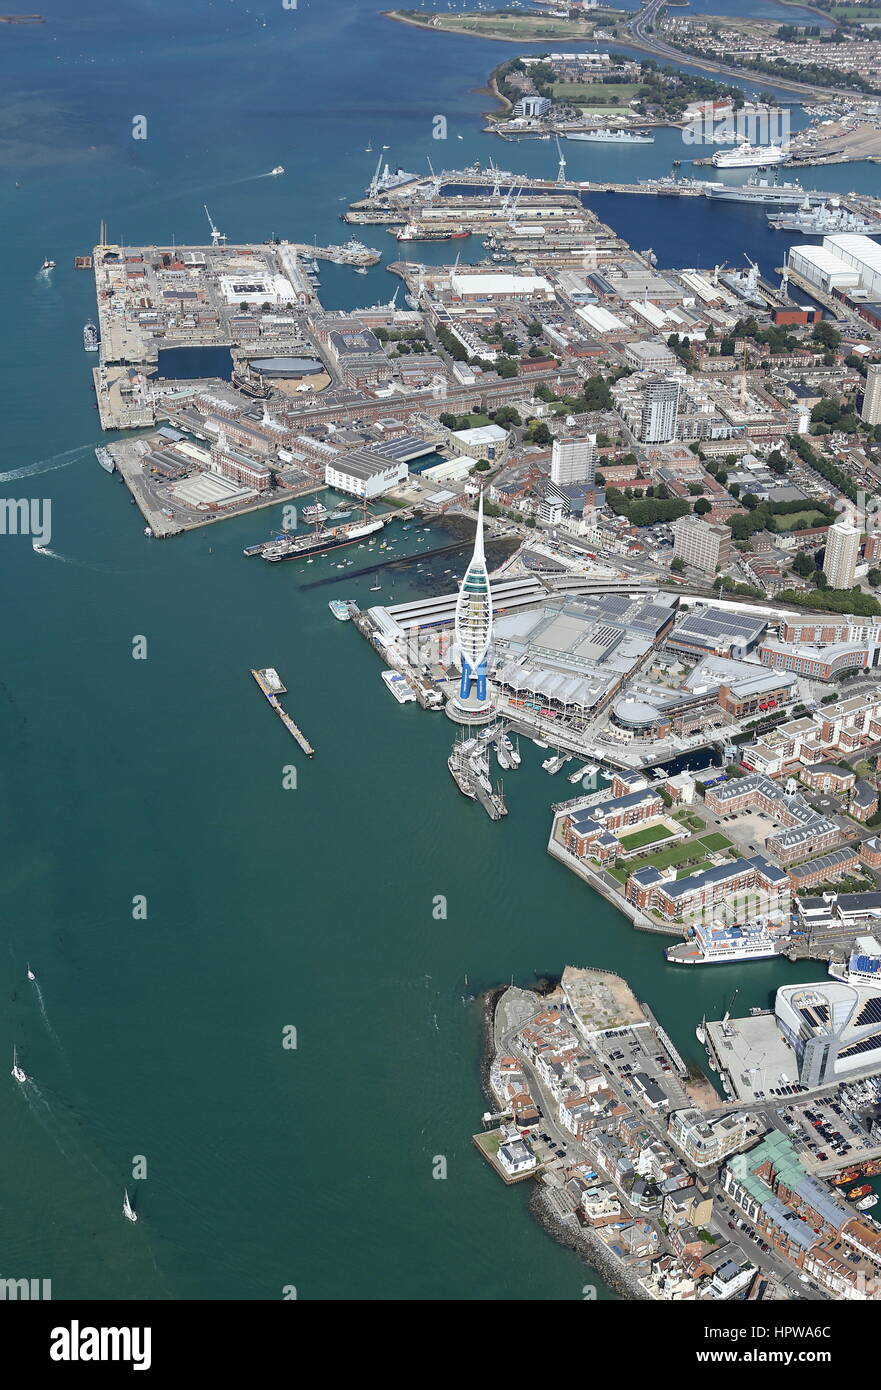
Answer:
[{"left": 454, "top": 490, "right": 493, "bottom": 702}]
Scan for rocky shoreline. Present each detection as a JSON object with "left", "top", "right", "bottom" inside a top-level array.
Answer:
[{"left": 479, "top": 983, "right": 649, "bottom": 1302}]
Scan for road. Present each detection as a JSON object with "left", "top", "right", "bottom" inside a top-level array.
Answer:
[{"left": 626, "top": 0, "right": 864, "bottom": 102}]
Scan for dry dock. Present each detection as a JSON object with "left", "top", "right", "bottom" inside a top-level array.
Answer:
[{"left": 250, "top": 667, "right": 315, "bottom": 757}]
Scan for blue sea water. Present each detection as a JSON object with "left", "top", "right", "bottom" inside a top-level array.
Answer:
[{"left": 0, "top": 0, "right": 876, "bottom": 1301}]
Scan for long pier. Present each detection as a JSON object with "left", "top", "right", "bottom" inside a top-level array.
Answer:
[{"left": 250, "top": 668, "right": 315, "bottom": 757}]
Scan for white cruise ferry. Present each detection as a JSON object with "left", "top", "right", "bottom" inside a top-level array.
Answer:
[
  {"left": 712, "top": 142, "right": 787, "bottom": 169},
  {"left": 667, "top": 917, "right": 789, "bottom": 965}
]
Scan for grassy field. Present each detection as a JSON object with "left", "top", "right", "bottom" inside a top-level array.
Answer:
[
  {"left": 676, "top": 860, "right": 711, "bottom": 879},
  {"left": 618, "top": 823, "right": 676, "bottom": 851},
  {"left": 550, "top": 81, "right": 642, "bottom": 103},
  {"left": 772, "top": 510, "right": 829, "bottom": 532},
  {"left": 699, "top": 832, "right": 732, "bottom": 852}
]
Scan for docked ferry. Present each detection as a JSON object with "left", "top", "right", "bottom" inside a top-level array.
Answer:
[{"left": 667, "top": 917, "right": 789, "bottom": 965}]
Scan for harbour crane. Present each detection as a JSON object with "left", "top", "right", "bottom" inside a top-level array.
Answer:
[
  {"left": 555, "top": 135, "right": 566, "bottom": 186},
  {"left": 711, "top": 260, "right": 727, "bottom": 286},
  {"left": 203, "top": 205, "right": 226, "bottom": 247}
]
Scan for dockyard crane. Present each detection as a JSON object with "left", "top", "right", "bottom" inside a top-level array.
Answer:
[
  {"left": 711, "top": 260, "right": 727, "bottom": 286},
  {"left": 555, "top": 135, "right": 566, "bottom": 187},
  {"left": 204, "top": 205, "right": 226, "bottom": 247}
]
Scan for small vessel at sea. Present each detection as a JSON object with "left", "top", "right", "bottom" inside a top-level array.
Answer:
[
  {"left": 123, "top": 1188, "right": 138, "bottom": 1223},
  {"left": 83, "top": 320, "right": 99, "bottom": 351},
  {"left": 858, "top": 1194, "right": 879, "bottom": 1211},
  {"left": 849, "top": 1184, "right": 872, "bottom": 1200},
  {"left": 32, "top": 541, "right": 48, "bottom": 555},
  {"left": 566, "top": 128, "right": 653, "bottom": 144},
  {"left": 39, "top": 257, "right": 55, "bottom": 273},
  {"left": 269, "top": 165, "right": 284, "bottom": 176},
  {"left": 95, "top": 446, "right": 115, "bottom": 473},
  {"left": 11, "top": 1046, "right": 27, "bottom": 1084},
  {"left": 354, "top": 266, "right": 368, "bottom": 274},
  {"left": 369, "top": 580, "right": 381, "bottom": 592},
  {"left": 26, "top": 963, "right": 35, "bottom": 982}
]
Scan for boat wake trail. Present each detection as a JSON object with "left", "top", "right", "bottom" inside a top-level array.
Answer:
[
  {"left": 17, "top": 1078, "right": 114, "bottom": 1182},
  {"left": 0, "top": 444, "right": 92, "bottom": 483},
  {"left": 31, "top": 978, "right": 64, "bottom": 1053}
]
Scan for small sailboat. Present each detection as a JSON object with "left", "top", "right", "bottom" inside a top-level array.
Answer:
[
  {"left": 695, "top": 1015, "right": 706, "bottom": 1046},
  {"left": 11, "top": 1046, "right": 27, "bottom": 1084},
  {"left": 123, "top": 1188, "right": 138, "bottom": 1223},
  {"left": 26, "top": 963, "right": 35, "bottom": 982}
]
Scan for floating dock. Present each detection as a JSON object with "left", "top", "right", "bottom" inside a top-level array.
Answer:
[{"left": 250, "top": 667, "right": 315, "bottom": 757}]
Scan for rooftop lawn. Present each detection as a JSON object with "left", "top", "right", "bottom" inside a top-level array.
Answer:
[{"left": 618, "top": 823, "right": 676, "bottom": 850}]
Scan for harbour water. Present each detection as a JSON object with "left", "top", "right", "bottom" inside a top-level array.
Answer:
[{"left": 0, "top": 0, "right": 873, "bottom": 1300}]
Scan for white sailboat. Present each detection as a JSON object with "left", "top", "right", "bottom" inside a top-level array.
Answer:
[
  {"left": 123, "top": 1188, "right": 138, "bottom": 1223},
  {"left": 11, "top": 1046, "right": 27, "bottom": 1084}
]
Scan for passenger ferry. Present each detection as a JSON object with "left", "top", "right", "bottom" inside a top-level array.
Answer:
[
  {"left": 667, "top": 917, "right": 789, "bottom": 965},
  {"left": 381, "top": 670, "right": 416, "bottom": 704}
]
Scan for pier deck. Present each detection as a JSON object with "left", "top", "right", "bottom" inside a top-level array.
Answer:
[{"left": 250, "top": 668, "right": 315, "bottom": 757}]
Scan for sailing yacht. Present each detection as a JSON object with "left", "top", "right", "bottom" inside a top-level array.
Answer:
[
  {"left": 123, "top": 1188, "right": 138, "bottom": 1223},
  {"left": 11, "top": 1046, "right": 27, "bottom": 1084}
]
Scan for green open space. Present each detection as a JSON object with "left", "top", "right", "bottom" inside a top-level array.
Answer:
[
  {"left": 769, "top": 509, "right": 829, "bottom": 532},
  {"left": 676, "top": 860, "right": 712, "bottom": 879},
  {"left": 551, "top": 81, "right": 642, "bottom": 103},
  {"left": 605, "top": 838, "right": 716, "bottom": 883},
  {"left": 618, "top": 823, "right": 676, "bottom": 851},
  {"left": 698, "top": 832, "right": 732, "bottom": 852}
]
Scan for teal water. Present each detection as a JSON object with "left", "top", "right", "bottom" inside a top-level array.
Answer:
[{"left": 0, "top": 0, "right": 874, "bottom": 1301}]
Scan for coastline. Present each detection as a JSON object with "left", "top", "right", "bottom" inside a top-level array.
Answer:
[{"left": 478, "top": 983, "right": 648, "bottom": 1302}]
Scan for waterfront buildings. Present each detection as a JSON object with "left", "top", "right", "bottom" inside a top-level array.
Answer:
[
  {"left": 626, "top": 854, "right": 790, "bottom": 923},
  {"left": 823, "top": 520, "right": 862, "bottom": 590},
  {"left": 776, "top": 980, "right": 881, "bottom": 1087},
  {"left": 703, "top": 774, "right": 843, "bottom": 866}
]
